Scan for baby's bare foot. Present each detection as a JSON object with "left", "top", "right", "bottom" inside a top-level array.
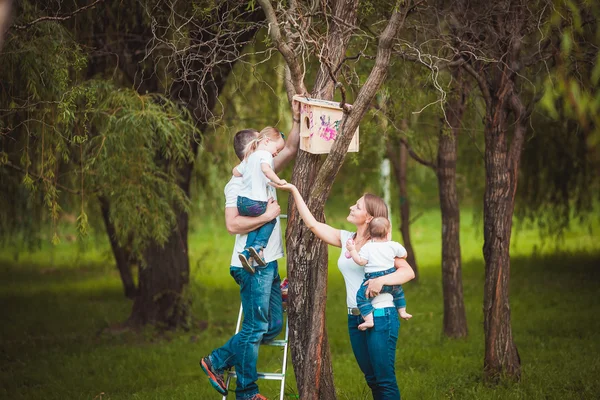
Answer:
[
  {"left": 358, "top": 321, "right": 374, "bottom": 331},
  {"left": 399, "top": 309, "right": 413, "bottom": 320}
]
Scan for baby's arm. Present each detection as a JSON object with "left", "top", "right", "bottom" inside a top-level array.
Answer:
[
  {"left": 261, "top": 162, "right": 287, "bottom": 185},
  {"left": 346, "top": 239, "right": 368, "bottom": 266}
]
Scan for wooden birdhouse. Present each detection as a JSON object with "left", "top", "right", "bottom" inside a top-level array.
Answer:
[{"left": 293, "top": 95, "right": 359, "bottom": 154}]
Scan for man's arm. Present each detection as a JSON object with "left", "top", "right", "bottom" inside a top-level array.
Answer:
[
  {"left": 273, "top": 100, "right": 301, "bottom": 173},
  {"left": 224, "top": 199, "right": 281, "bottom": 235}
]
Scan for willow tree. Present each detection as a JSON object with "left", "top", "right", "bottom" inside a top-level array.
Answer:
[
  {"left": 255, "top": 0, "right": 414, "bottom": 398},
  {"left": 1, "top": 0, "right": 263, "bottom": 328}
]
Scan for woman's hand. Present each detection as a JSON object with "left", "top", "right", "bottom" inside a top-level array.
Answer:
[{"left": 364, "top": 276, "right": 385, "bottom": 298}]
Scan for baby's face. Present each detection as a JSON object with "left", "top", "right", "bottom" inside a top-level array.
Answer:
[{"left": 267, "top": 137, "right": 285, "bottom": 156}]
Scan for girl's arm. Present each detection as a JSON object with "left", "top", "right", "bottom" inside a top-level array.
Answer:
[
  {"left": 364, "top": 257, "right": 415, "bottom": 297},
  {"left": 232, "top": 166, "right": 242, "bottom": 177},
  {"left": 274, "top": 182, "right": 342, "bottom": 247},
  {"left": 261, "top": 163, "right": 287, "bottom": 185}
]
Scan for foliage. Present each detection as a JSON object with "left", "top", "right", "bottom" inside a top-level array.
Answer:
[{"left": 0, "top": 11, "right": 198, "bottom": 257}]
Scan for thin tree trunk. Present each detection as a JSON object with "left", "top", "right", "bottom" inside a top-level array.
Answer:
[
  {"left": 436, "top": 75, "right": 468, "bottom": 338},
  {"left": 99, "top": 196, "right": 137, "bottom": 299},
  {"left": 387, "top": 130, "right": 419, "bottom": 279},
  {"left": 482, "top": 90, "right": 524, "bottom": 381}
]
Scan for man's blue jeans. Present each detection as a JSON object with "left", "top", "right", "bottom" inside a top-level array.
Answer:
[
  {"left": 209, "top": 262, "right": 283, "bottom": 399},
  {"left": 237, "top": 196, "right": 276, "bottom": 252},
  {"left": 348, "top": 307, "right": 401, "bottom": 400},
  {"left": 356, "top": 267, "right": 406, "bottom": 318}
]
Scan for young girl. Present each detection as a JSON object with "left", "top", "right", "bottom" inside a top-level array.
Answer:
[
  {"left": 233, "top": 126, "right": 287, "bottom": 273},
  {"left": 347, "top": 217, "right": 413, "bottom": 330}
]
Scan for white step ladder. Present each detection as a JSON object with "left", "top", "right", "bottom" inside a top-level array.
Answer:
[{"left": 222, "top": 302, "right": 290, "bottom": 400}]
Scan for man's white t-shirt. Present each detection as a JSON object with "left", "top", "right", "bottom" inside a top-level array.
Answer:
[
  {"left": 338, "top": 230, "right": 396, "bottom": 309},
  {"left": 236, "top": 150, "right": 273, "bottom": 202},
  {"left": 225, "top": 175, "right": 283, "bottom": 268},
  {"left": 358, "top": 241, "right": 407, "bottom": 274}
]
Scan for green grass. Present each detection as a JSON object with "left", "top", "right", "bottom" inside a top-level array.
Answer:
[{"left": 1, "top": 209, "right": 599, "bottom": 399}]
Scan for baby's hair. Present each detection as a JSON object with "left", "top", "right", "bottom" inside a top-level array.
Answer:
[
  {"left": 243, "top": 126, "right": 283, "bottom": 159},
  {"left": 369, "top": 217, "right": 390, "bottom": 239}
]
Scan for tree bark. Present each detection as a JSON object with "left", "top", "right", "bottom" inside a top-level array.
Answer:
[
  {"left": 436, "top": 75, "right": 468, "bottom": 338},
  {"left": 480, "top": 68, "right": 525, "bottom": 381},
  {"left": 99, "top": 196, "right": 137, "bottom": 299}
]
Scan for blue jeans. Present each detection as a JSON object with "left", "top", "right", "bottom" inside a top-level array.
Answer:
[
  {"left": 209, "top": 262, "right": 283, "bottom": 399},
  {"left": 237, "top": 196, "right": 276, "bottom": 252},
  {"left": 348, "top": 307, "right": 401, "bottom": 400},
  {"left": 356, "top": 267, "right": 406, "bottom": 317}
]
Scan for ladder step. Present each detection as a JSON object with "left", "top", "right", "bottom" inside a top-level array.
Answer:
[
  {"left": 227, "top": 371, "right": 285, "bottom": 380},
  {"left": 264, "top": 339, "right": 287, "bottom": 346}
]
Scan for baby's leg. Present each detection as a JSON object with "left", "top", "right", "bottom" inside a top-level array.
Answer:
[
  {"left": 358, "top": 313, "right": 374, "bottom": 331},
  {"left": 398, "top": 307, "right": 412, "bottom": 320}
]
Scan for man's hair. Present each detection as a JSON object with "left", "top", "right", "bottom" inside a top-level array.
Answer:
[
  {"left": 233, "top": 129, "right": 259, "bottom": 161},
  {"left": 369, "top": 217, "right": 390, "bottom": 239}
]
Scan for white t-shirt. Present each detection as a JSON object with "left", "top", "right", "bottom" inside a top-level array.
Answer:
[
  {"left": 225, "top": 176, "right": 284, "bottom": 268},
  {"left": 339, "top": 230, "right": 395, "bottom": 309},
  {"left": 237, "top": 150, "right": 273, "bottom": 202},
  {"left": 358, "top": 241, "right": 407, "bottom": 274}
]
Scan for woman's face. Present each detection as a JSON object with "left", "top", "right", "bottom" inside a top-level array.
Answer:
[{"left": 347, "top": 196, "right": 372, "bottom": 226}]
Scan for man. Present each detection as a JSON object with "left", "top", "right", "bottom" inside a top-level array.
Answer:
[{"left": 201, "top": 103, "right": 301, "bottom": 400}]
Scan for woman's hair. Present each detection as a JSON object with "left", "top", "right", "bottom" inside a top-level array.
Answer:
[
  {"left": 243, "top": 126, "right": 282, "bottom": 159},
  {"left": 369, "top": 217, "right": 390, "bottom": 239},
  {"left": 363, "top": 193, "right": 389, "bottom": 239}
]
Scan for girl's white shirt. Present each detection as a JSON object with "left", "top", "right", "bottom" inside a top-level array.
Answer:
[
  {"left": 339, "top": 230, "right": 395, "bottom": 309},
  {"left": 237, "top": 150, "right": 273, "bottom": 202}
]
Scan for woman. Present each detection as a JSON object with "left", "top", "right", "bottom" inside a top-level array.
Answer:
[{"left": 276, "top": 183, "right": 415, "bottom": 400}]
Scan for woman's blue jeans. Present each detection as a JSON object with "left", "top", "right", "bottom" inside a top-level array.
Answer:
[
  {"left": 348, "top": 307, "right": 401, "bottom": 400},
  {"left": 237, "top": 196, "right": 276, "bottom": 252},
  {"left": 209, "top": 262, "right": 283, "bottom": 399}
]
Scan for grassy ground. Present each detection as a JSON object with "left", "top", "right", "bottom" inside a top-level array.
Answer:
[{"left": 1, "top": 209, "right": 599, "bottom": 400}]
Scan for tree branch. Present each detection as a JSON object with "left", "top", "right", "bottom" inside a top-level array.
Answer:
[
  {"left": 257, "top": 0, "right": 307, "bottom": 95},
  {"left": 462, "top": 61, "right": 492, "bottom": 111},
  {"left": 3, "top": 161, "right": 81, "bottom": 195},
  {"left": 11, "top": 0, "right": 105, "bottom": 31}
]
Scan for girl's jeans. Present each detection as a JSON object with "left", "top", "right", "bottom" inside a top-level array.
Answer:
[
  {"left": 356, "top": 267, "right": 406, "bottom": 317},
  {"left": 237, "top": 196, "right": 276, "bottom": 251}
]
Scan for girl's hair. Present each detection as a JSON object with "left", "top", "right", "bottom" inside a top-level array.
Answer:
[
  {"left": 369, "top": 217, "right": 390, "bottom": 239},
  {"left": 363, "top": 193, "right": 389, "bottom": 240},
  {"left": 243, "top": 126, "right": 282, "bottom": 159}
]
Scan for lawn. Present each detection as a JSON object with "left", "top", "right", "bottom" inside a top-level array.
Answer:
[{"left": 1, "top": 209, "right": 599, "bottom": 399}]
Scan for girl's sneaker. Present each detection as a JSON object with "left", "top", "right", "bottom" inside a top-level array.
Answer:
[
  {"left": 248, "top": 247, "right": 267, "bottom": 266},
  {"left": 239, "top": 250, "right": 255, "bottom": 274}
]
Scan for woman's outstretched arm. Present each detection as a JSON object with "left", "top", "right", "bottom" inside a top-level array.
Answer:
[
  {"left": 364, "top": 257, "right": 415, "bottom": 297},
  {"left": 273, "top": 182, "right": 342, "bottom": 247}
]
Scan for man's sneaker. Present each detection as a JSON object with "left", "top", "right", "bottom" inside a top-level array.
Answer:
[
  {"left": 248, "top": 247, "right": 267, "bottom": 266},
  {"left": 239, "top": 250, "right": 255, "bottom": 274},
  {"left": 249, "top": 395, "right": 268, "bottom": 400},
  {"left": 199, "top": 356, "right": 228, "bottom": 395}
]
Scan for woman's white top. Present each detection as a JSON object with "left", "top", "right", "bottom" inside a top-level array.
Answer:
[
  {"left": 338, "top": 230, "right": 395, "bottom": 309},
  {"left": 236, "top": 150, "right": 273, "bottom": 202},
  {"left": 359, "top": 240, "right": 407, "bottom": 273}
]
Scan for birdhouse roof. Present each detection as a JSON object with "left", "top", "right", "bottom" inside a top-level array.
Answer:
[{"left": 293, "top": 95, "right": 349, "bottom": 111}]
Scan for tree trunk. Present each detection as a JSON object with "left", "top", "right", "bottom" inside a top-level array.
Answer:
[
  {"left": 99, "top": 196, "right": 137, "bottom": 299},
  {"left": 436, "top": 77, "right": 468, "bottom": 338},
  {"left": 129, "top": 201, "right": 191, "bottom": 328},
  {"left": 387, "top": 139, "right": 419, "bottom": 279},
  {"left": 482, "top": 97, "right": 523, "bottom": 381}
]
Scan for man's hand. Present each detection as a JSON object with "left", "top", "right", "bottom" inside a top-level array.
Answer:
[
  {"left": 264, "top": 198, "right": 281, "bottom": 220},
  {"left": 292, "top": 99, "right": 301, "bottom": 121}
]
